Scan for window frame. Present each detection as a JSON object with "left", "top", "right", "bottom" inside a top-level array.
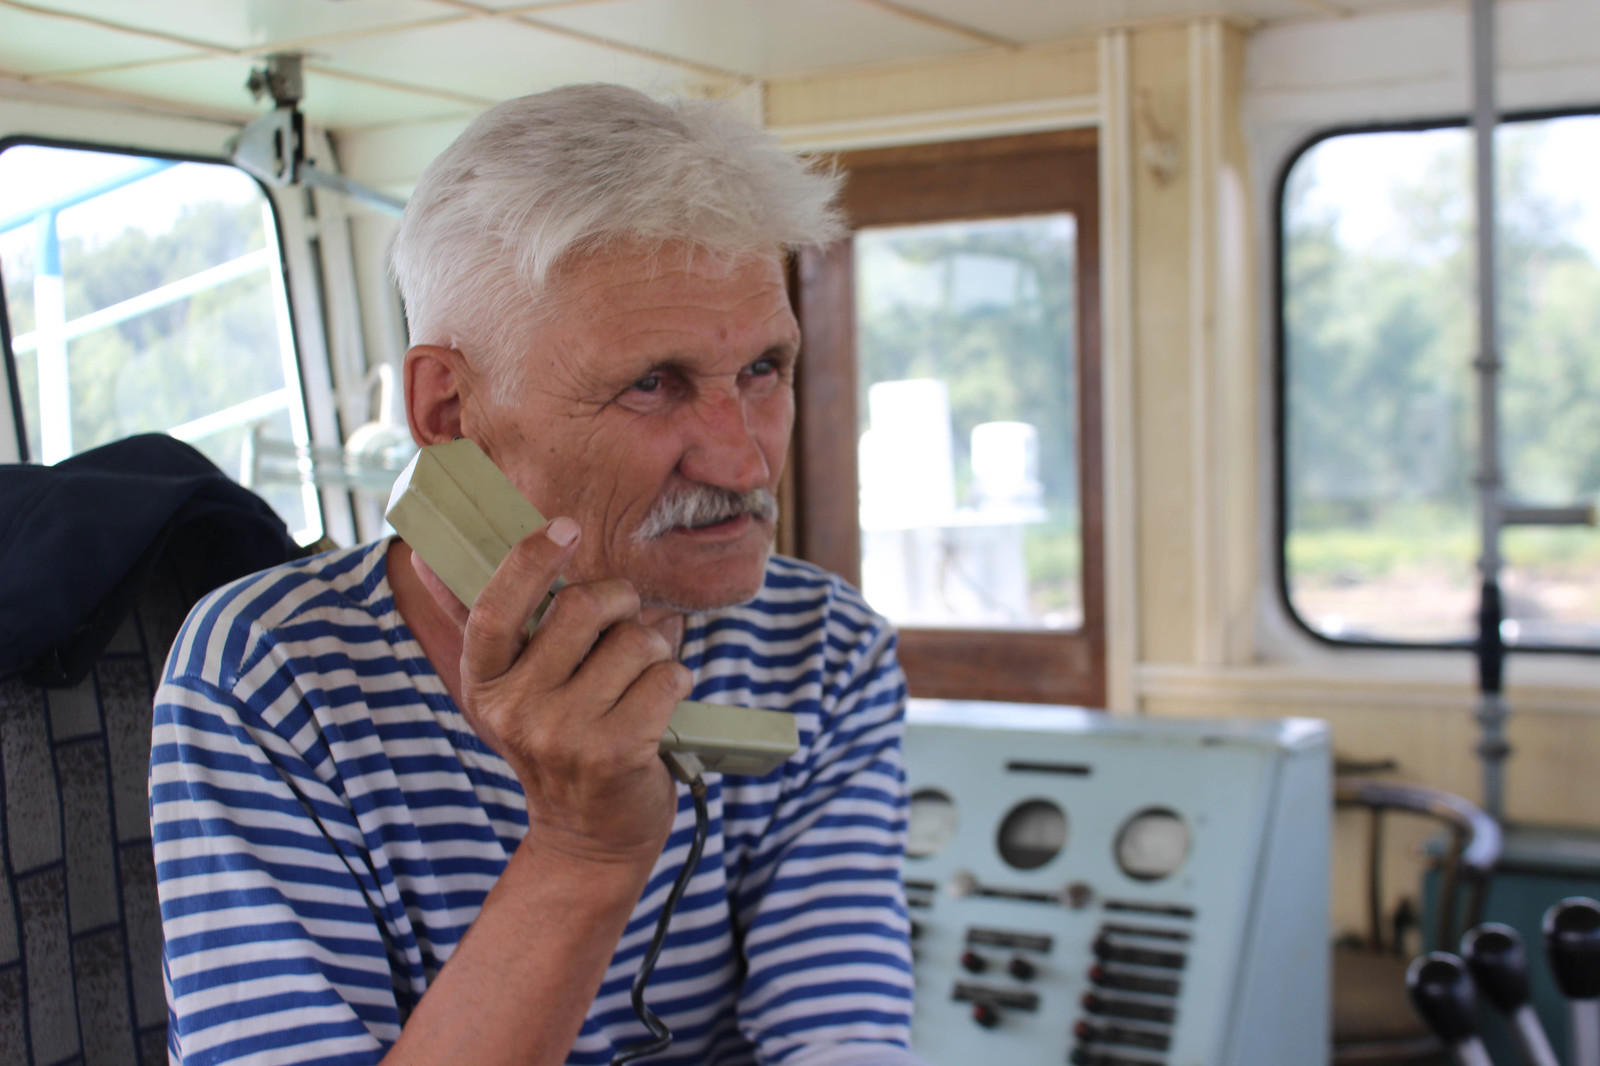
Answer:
[
  {"left": 0, "top": 134, "right": 324, "bottom": 530},
  {"left": 1273, "top": 106, "right": 1600, "bottom": 656},
  {"left": 793, "top": 129, "right": 1106, "bottom": 705},
  {"left": 1, "top": 259, "right": 21, "bottom": 462}
]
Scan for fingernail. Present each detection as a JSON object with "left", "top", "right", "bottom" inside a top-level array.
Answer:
[{"left": 547, "top": 516, "right": 580, "bottom": 546}]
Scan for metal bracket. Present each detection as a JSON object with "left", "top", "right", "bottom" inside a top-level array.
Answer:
[
  {"left": 1501, "top": 504, "right": 1597, "bottom": 528},
  {"left": 227, "top": 52, "right": 406, "bottom": 218}
]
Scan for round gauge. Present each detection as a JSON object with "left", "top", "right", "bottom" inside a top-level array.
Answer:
[
  {"left": 1114, "top": 808, "right": 1191, "bottom": 881},
  {"left": 907, "top": 789, "right": 959, "bottom": 859},
  {"left": 996, "top": 798, "right": 1067, "bottom": 871}
]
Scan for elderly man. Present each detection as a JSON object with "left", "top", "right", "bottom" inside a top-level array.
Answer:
[{"left": 151, "top": 84, "right": 919, "bottom": 1065}]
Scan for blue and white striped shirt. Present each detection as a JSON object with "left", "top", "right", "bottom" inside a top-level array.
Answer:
[{"left": 151, "top": 540, "right": 917, "bottom": 1065}]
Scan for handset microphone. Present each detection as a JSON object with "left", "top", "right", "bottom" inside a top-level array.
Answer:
[{"left": 385, "top": 438, "right": 801, "bottom": 782}]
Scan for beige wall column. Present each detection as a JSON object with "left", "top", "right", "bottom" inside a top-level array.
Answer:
[
  {"left": 1128, "top": 24, "right": 1197, "bottom": 668},
  {"left": 1189, "top": 19, "right": 1259, "bottom": 668},
  {"left": 1119, "top": 18, "right": 1257, "bottom": 678},
  {"left": 1098, "top": 28, "right": 1140, "bottom": 712}
]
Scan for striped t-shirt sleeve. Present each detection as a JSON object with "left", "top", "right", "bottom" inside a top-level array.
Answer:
[
  {"left": 152, "top": 587, "right": 399, "bottom": 1065},
  {"left": 726, "top": 577, "right": 916, "bottom": 1062}
]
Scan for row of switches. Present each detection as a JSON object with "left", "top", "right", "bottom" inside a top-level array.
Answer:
[{"left": 960, "top": 950, "right": 1037, "bottom": 981}]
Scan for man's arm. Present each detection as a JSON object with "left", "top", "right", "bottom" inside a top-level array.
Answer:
[{"left": 153, "top": 677, "right": 662, "bottom": 1065}]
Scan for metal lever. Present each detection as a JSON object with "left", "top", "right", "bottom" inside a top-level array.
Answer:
[
  {"left": 1407, "top": 952, "right": 1497, "bottom": 1066},
  {"left": 1462, "top": 924, "right": 1560, "bottom": 1066},
  {"left": 227, "top": 52, "right": 407, "bottom": 218},
  {"left": 1546, "top": 898, "right": 1600, "bottom": 1066}
]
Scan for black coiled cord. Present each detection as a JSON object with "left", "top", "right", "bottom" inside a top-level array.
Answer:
[{"left": 610, "top": 775, "right": 710, "bottom": 1066}]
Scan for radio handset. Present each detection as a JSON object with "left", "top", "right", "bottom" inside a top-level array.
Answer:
[{"left": 385, "top": 439, "right": 800, "bottom": 783}]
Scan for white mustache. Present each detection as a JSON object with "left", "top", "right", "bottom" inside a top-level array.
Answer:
[{"left": 633, "top": 485, "right": 779, "bottom": 542}]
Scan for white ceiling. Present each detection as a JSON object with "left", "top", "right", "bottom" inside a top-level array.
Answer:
[{"left": 0, "top": 0, "right": 1436, "bottom": 132}]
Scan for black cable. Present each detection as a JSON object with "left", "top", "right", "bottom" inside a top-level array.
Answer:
[{"left": 611, "top": 775, "right": 710, "bottom": 1066}]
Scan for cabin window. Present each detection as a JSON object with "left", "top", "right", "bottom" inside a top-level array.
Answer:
[
  {"left": 1279, "top": 112, "right": 1600, "bottom": 650},
  {"left": 794, "top": 131, "right": 1104, "bottom": 704},
  {"left": 0, "top": 141, "right": 320, "bottom": 542}
]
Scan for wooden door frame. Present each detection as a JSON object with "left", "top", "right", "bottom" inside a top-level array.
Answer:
[{"left": 792, "top": 129, "right": 1105, "bottom": 706}]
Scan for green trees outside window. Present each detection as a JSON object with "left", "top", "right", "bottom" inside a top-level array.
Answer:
[{"left": 1282, "top": 114, "right": 1600, "bottom": 648}]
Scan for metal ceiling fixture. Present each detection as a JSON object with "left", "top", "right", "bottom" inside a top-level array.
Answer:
[{"left": 227, "top": 52, "right": 406, "bottom": 218}]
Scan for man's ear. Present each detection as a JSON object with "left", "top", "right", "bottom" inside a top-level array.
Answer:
[{"left": 404, "top": 345, "right": 470, "bottom": 445}]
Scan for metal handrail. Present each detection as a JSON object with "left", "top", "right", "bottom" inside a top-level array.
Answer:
[
  {"left": 1336, "top": 778, "right": 1502, "bottom": 875},
  {"left": 1336, "top": 777, "right": 1502, "bottom": 953},
  {"left": 9, "top": 248, "right": 273, "bottom": 355}
]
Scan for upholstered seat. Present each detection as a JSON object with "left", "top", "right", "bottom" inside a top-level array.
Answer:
[
  {"left": 0, "top": 563, "right": 190, "bottom": 1063},
  {"left": 0, "top": 434, "right": 304, "bottom": 1064}
]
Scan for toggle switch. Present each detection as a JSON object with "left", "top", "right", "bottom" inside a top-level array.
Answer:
[
  {"left": 972, "top": 1002, "right": 1000, "bottom": 1029},
  {"left": 1008, "top": 955, "right": 1037, "bottom": 981},
  {"left": 960, "top": 950, "right": 988, "bottom": 974}
]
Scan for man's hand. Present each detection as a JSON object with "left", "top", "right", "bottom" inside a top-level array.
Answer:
[{"left": 410, "top": 516, "right": 690, "bottom": 866}]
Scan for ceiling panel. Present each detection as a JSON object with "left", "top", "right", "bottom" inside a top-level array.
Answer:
[
  {"left": 882, "top": 0, "right": 1316, "bottom": 42},
  {"left": 531, "top": 0, "right": 987, "bottom": 79},
  {"left": 0, "top": 0, "right": 1443, "bottom": 135},
  {"left": 454, "top": 0, "right": 617, "bottom": 10},
  {"left": 64, "top": 57, "right": 476, "bottom": 130},
  {"left": 314, "top": 16, "right": 700, "bottom": 105},
  {"left": 887, "top": 0, "right": 1445, "bottom": 42},
  {"left": 0, "top": 7, "right": 199, "bottom": 78},
  {"left": 15, "top": 0, "right": 463, "bottom": 52}
]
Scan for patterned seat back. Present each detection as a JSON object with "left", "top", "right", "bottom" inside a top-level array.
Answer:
[{"left": 0, "top": 554, "right": 192, "bottom": 1065}]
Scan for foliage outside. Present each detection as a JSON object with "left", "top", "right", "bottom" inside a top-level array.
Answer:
[{"left": 1284, "top": 117, "right": 1600, "bottom": 645}]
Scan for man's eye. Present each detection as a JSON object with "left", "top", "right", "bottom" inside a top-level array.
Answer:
[
  {"left": 632, "top": 375, "right": 661, "bottom": 393},
  {"left": 748, "top": 358, "right": 777, "bottom": 376}
]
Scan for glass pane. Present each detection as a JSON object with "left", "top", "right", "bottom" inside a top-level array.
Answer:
[
  {"left": 1498, "top": 116, "right": 1600, "bottom": 648},
  {"left": 1282, "top": 115, "right": 1600, "bottom": 648},
  {"left": 0, "top": 143, "right": 319, "bottom": 541},
  {"left": 854, "top": 214, "right": 1079, "bottom": 631}
]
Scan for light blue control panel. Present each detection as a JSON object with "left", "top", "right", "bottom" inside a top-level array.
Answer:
[{"left": 903, "top": 701, "right": 1330, "bottom": 1066}]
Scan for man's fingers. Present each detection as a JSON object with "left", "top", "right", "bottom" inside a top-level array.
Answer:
[
  {"left": 462, "top": 517, "right": 581, "bottom": 683},
  {"left": 524, "top": 579, "right": 645, "bottom": 680},
  {"left": 613, "top": 660, "right": 694, "bottom": 733},
  {"left": 649, "top": 613, "right": 685, "bottom": 657},
  {"left": 568, "top": 620, "right": 676, "bottom": 709}
]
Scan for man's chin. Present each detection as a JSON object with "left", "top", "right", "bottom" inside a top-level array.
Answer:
[{"left": 634, "top": 546, "right": 773, "bottom": 614}]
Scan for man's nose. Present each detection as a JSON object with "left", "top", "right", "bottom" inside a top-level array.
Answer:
[{"left": 679, "top": 388, "right": 770, "bottom": 491}]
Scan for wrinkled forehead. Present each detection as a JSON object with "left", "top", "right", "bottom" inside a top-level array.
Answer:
[{"left": 527, "top": 243, "right": 794, "bottom": 352}]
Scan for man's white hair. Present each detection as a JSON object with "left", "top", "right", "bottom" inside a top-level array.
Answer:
[{"left": 390, "top": 83, "right": 844, "bottom": 399}]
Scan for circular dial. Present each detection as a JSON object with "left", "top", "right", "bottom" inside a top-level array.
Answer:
[
  {"left": 1114, "top": 808, "right": 1190, "bottom": 881},
  {"left": 907, "top": 788, "right": 959, "bottom": 859},
  {"left": 996, "top": 798, "right": 1067, "bottom": 870}
]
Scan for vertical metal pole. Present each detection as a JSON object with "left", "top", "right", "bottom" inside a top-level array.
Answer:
[
  {"left": 1573, "top": 999, "right": 1600, "bottom": 1066},
  {"left": 33, "top": 211, "right": 71, "bottom": 464},
  {"left": 1470, "top": 0, "right": 1508, "bottom": 822},
  {"left": 1511, "top": 1004, "right": 1563, "bottom": 1066},
  {"left": 1453, "top": 1036, "right": 1498, "bottom": 1066}
]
